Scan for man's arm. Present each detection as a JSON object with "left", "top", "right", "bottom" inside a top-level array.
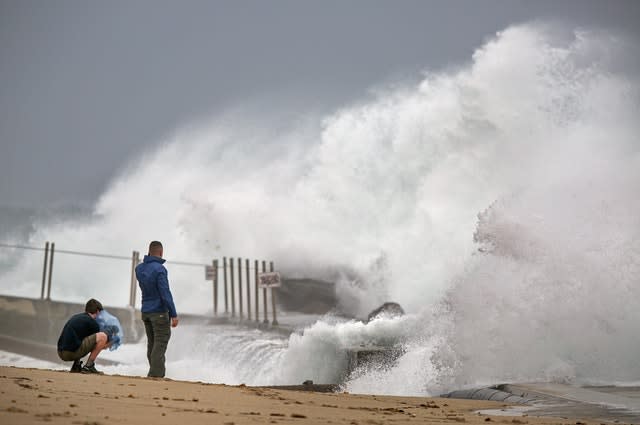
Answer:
[{"left": 157, "top": 269, "right": 178, "bottom": 327}]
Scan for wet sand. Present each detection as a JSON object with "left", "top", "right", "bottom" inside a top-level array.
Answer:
[{"left": 0, "top": 366, "right": 624, "bottom": 425}]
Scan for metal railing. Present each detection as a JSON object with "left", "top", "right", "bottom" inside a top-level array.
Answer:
[{"left": 0, "top": 242, "right": 280, "bottom": 325}]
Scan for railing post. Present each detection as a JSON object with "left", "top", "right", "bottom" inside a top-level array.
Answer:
[
  {"left": 245, "top": 258, "right": 251, "bottom": 321},
  {"left": 270, "top": 261, "right": 278, "bottom": 326},
  {"left": 237, "top": 258, "right": 243, "bottom": 319},
  {"left": 254, "top": 259, "right": 259, "bottom": 322},
  {"left": 129, "top": 250, "right": 138, "bottom": 308},
  {"left": 46, "top": 242, "right": 55, "bottom": 300},
  {"left": 134, "top": 251, "right": 141, "bottom": 305},
  {"left": 230, "top": 257, "right": 235, "bottom": 318},
  {"left": 223, "top": 257, "right": 228, "bottom": 314},
  {"left": 40, "top": 242, "right": 49, "bottom": 299},
  {"left": 213, "top": 259, "right": 218, "bottom": 316},
  {"left": 262, "top": 260, "right": 268, "bottom": 324}
]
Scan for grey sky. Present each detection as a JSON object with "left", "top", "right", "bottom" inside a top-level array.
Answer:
[{"left": 1, "top": 0, "right": 639, "bottom": 208}]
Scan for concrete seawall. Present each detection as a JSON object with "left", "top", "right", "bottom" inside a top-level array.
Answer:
[
  {"left": 0, "top": 294, "right": 316, "bottom": 354},
  {"left": 0, "top": 295, "right": 145, "bottom": 347}
]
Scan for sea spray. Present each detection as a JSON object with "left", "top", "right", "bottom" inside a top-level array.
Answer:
[
  {"left": 1, "top": 23, "right": 639, "bottom": 392},
  {"left": 97, "top": 317, "right": 413, "bottom": 386}
]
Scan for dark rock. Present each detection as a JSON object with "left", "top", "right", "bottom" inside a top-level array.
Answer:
[{"left": 366, "top": 302, "right": 405, "bottom": 323}]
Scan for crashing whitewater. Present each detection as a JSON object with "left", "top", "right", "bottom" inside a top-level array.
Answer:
[{"left": 1, "top": 23, "right": 640, "bottom": 395}]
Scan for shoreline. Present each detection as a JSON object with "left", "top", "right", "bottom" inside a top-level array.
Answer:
[{"left": 0, "top": 366, "right": 624, "bottom": 425}]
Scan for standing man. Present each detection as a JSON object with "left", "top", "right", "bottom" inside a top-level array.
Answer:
[
  {"left": 135, "top": 240, "right": 178, "bottom": 378},
  {"left": 57, "top": 298, "right": 111, "bottom": 374}
]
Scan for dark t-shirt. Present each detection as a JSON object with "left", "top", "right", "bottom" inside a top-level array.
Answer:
[{"left": 57, "top": 312, "right": 100, "bottom": 352}]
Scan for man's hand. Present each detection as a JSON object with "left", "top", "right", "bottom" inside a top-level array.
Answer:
[{"left": 171, "top": 317, "right": 179, "bottom": 328}]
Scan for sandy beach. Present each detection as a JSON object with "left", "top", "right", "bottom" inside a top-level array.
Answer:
[{"left": 0, "top": 366, "right": 614, "bottom": 425}]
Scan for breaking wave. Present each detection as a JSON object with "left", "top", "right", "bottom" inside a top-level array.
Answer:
[{"left": 2, "top": 22, "right": 639, "bottom": 394}]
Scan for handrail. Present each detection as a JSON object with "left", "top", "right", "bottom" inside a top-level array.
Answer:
[{"left": 0, "top": 242, "right": 207, "bottom": 267}]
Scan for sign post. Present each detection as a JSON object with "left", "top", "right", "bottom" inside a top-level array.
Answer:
[
  {"left": 205, "top": 261, "right": 218, "bottom": 316},
  {"left": 258, "top": 268, "right": 280, "bottom": 326},
  {"left": 261, "top": 261, "right": 267, "bottom": 324}
]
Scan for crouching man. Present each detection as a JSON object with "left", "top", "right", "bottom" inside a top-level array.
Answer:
[{"left": 57, "top": 298, "right": 111, "bottom": 374}]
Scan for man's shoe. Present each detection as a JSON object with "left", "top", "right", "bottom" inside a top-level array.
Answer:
[
  {"left": 80, "top": 364, "right": 102, "bottom": 374},
  {"left": 70, "top": 360, "right": 83, "bottom": 373}
]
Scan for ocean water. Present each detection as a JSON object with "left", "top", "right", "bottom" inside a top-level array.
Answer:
[{"left": 1, "top": 22, "right": 639, "bottom": 396}]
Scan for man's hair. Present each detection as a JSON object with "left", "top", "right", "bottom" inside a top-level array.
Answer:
[
  {"left": 85, "top": 298, "right": 103, "bottom": 314},
  {"left": 149, "top": 240, "right": 163, "bottom": 255}
]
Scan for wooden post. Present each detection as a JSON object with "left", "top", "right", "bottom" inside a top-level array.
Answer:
[
  {"left": 254, "top": 260, "right": 259, "bottom": 322},
  {"left": 262, "top": 260, "right": 268, "bottom": 324},
  {"left": 40, "top": 242, "right": 49, "bottom": 299},
  {"left": 213, "top": 259, "right": 218, "bottom": 316},
  {"left": 223, "top": 257, "right": 228, "bottom": 314},
  {"left": 230, "top": 257, "right": 235, "bottom": 317},
  {"left": 270, "top": 261, "right": 278, "bottom": 326},
  {"left": 245, "top": 258, "right": 251, "bottom": 321},
  {"left": 237, "top": 258, "right": 243, "bottom": 319},
  {"left": 46, "top": 242, "right": 55, "bottom": 300}
]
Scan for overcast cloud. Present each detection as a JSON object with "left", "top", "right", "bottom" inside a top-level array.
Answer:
[{"left": 1, "top": 0, "right": 639, "bottom": 208}]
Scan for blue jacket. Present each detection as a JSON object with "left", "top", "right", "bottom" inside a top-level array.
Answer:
[{"left": 135, "top": 255, "right": 177, "bottom": 318}]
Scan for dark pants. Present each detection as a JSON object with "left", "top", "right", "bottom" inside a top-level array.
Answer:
[
  {"left": 58, "top": 333, "right": 97, "bottom": 361},
  {"left": 141, "top": 311, "right": 171, "bottom": 377}
]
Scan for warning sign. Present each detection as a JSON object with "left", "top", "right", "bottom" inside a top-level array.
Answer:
[
  {"left": 205, "top": 264, "right": 217, "bottom": 283},
  {"left": 258, "top": 271, "right": 281, "bottom": 288}
]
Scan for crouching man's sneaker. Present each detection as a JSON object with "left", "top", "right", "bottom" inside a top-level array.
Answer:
[
  {"left": 70, "top": 360, "right": 83, "bottom": 373},
  {"left": 81, "top": 364, "right": 102, "bottom": 374}
]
